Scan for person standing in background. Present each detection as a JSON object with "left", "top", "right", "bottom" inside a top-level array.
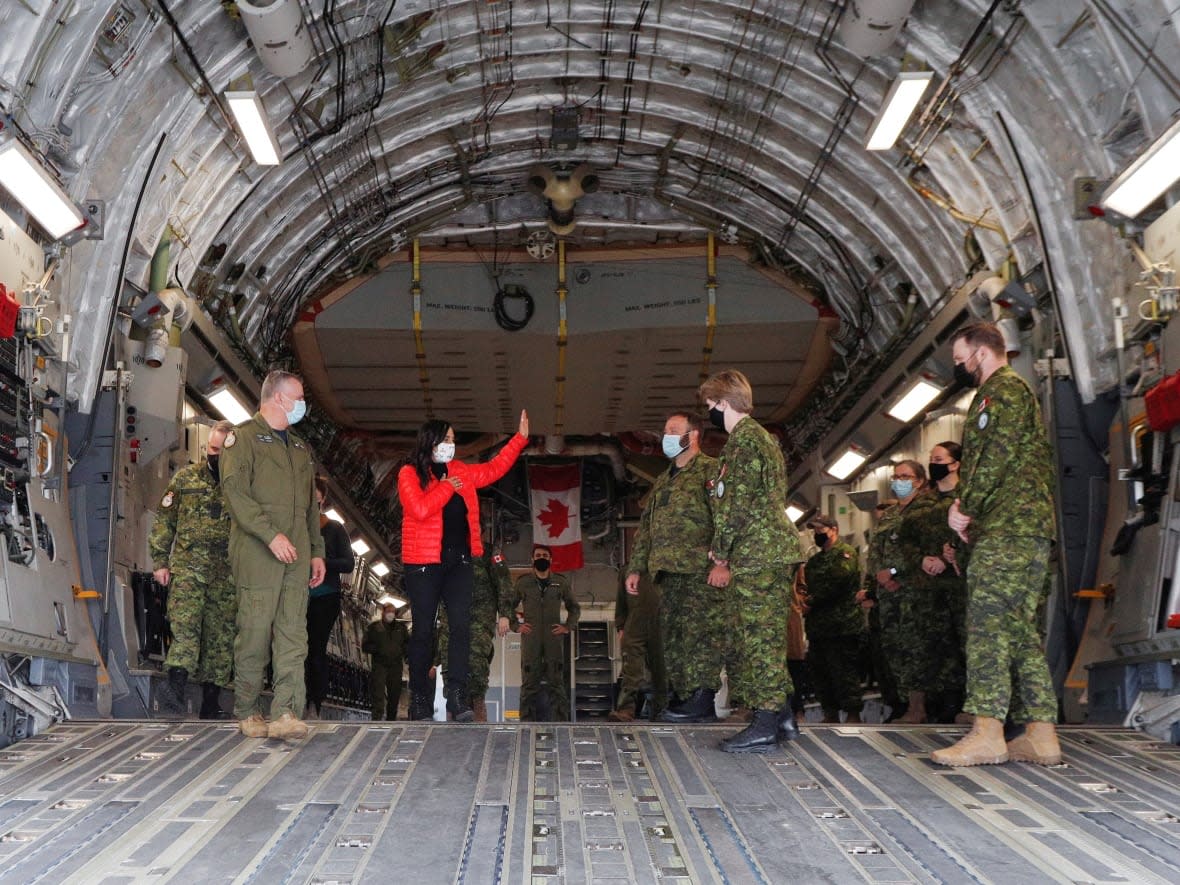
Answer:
[
  {"left": 305, "top": 476, "right": 353, "bottom": 719},
  {"left": 364, "top": 602, "right": 409, "bottom": 720}
]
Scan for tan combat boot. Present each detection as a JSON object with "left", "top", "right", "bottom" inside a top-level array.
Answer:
[
  {"left": 931, "top": 716, "right": 1008, "bottom": 766},
  {"left": 897, "top": 691, "right": 927, "bottom": 724},
  {"left": 1006, "top": 721, "right": 1062, "bottom": 765},
  {"left": 472, "top": 698, "right": 488, "bottom": 723},
  {"left": 606, "top": 706, "right": 636, "bottom": 723},
  {"left": 954, "top": 711, "right": 975, "bottom": 725},
  {"left": 239, "top": 714, "right": 268, "bottom": 738},
  {"left": 844, "top": 711, "right": 863, "bottom": 724},
  {"left": 267, "top": 711, "right": 310, "bottom": 740}
]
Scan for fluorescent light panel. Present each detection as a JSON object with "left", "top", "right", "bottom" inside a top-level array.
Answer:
[
  {"left": 324, "top": 508, "right": 345, "bottom": 525},
  {"left": 0, "top": 139, "right": 84, "bottom": 239},
  {"left": 1101, "top": 116, "right": 1180, "bottom": 218},
  {"left": 827, "top": 447, "right": 868, "bottom": 480},
  {"left": 376, "top": 594, "right": 407, "bottom": 608},
  {"left": 351, "top": 538, "right": 370, "bottom": 556},
  {"left": 225, "top": 90, "right": 281, "bottom": 166},
  {"left": 865, "top": 72, "right": 934, "bottom": 151},
  {"left": 207, "top": 387, "right": 253, "bottom": 424},
  {"left": 785, "top": 505, "right": 805, "bottom": 524},
  {"left": 371, "top": 561, "right": 390, "bottom": 577},
  {"left": 887, "top": 378, "right": 943, "bottom": 422}
]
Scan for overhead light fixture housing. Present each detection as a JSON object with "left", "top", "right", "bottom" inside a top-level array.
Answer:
[
  {"left": 865, "top": 71, "right": 934, "bottom": 151},
  {"left": 1100, "top": 116, "right": 1180, "bottom": 218},
  {"left": 886, "top": 377, "right": 943, "bottom": 422},
  {"left": 351, "top": 538, "right": 371, "bottom": 556},
  {"left": 376, "top": 594, "right": 407, "bottom": 608},
  {"left": 207, "top": 387, "right": 253, "bottom": 425},
  {"left": 371, "top": 561, "right": 390, "bottom": 577},
  {"left": 225, "top": 90, "right": 282, "bottom": 165},
  {"left": 324, "top": 508, "right": 345, "bottom": 525},
  {"left": 826, "top": 446, "right": 869, "bottom": 480},
  {"left": 0, "top": 139, "right": 85, "bottom": 239},
  {"left": 785, "top": 504, "right": 806, "bottom": 524}
]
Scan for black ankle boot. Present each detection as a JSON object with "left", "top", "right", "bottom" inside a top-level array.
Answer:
[
  {"left": 777, "top": 700, "right": 800, "bottom": 742},
  {"left": 659, "top": 687, "right": 718, "bottom": 723},
  {"left": 446, "top": 688, "right": 474, "bottom": 723},
  {"left": 409, "top": 693, "right": 434, "bottom": 721},
  {"left": 720, "top": 709, "right": 780, "bottom": 754},
  {"left": 159, "top": 667, "right": 188, "bottom": 715},
  {"left": 199, "top": 682, "right": 226, "bottom": 719}
]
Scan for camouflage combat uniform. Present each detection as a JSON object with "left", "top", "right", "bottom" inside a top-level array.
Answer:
[
  {"left": 438, "top": 550, "right": 513, "bottom": 701},
  {"left": 958, "top": 366, "right": 1057, "bottom": 724},
  {"left": 710, "top": 416, "right": 804, "bottom": 711},
  {"left": 864, "top": 502, "right": 911, "bottom": 699},
  {"left": 149, "top": 459, "right": 236, "bottom": 687},
  {"left": 511, "top": 573, "right": 580, "bottom": 721},
  {"left": 802, "top": 541, "right": 864, "bottom": 717},
  {"left": 628, "top": 451, "right": 721, "bottom": 696},
  {"left": 613, "top": 573, "right": 666, "bottom": 716},
  {"left": 363, "top": 616, "right": 409, "bottom": 720},
  {"left": 220, "top": 414, "right": 325, "bottom": 722}
]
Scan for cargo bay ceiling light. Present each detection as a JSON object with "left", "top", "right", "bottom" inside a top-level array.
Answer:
[
  {"left": 225, "top": 91, "right": 281, "bottom": 166},
  {"left": 351, "top": 538, "right": 371, "bottom": 556},
  {"left": 865, "top": 72, "right": 934, "bottom": 151},
  {"left": 1101, "top": 116, "right": 1180, "bottom": 218},
  {"left": 371, "top": 562, "right": 391, "bottom": 577},
  {"left": 324, "top": 508, "right": 345, "bottom": 525},
  {"left": 826, "top": 445, "right": 869, "bottom": 480},
  {"left": 207, "top": 386, "right": 253, "bottom": 425},
  {"left": 785, "top": 504, "right": 806, "bottom": 524},
  {"left": 0, "top": 139, "right": 85, "bottom": 239},
  {"left": 886, "top": 377, "right": 943, "bottom": 422}
]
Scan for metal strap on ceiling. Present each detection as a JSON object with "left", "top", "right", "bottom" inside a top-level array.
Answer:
[
  {"left": 700, "top": 231, "right": 718, "bottom": 383},
  {"left": 554, "top": 239, "right": 568, "bottom": 435},
  {"left": 411, "top": 238, "right": 433, "bottom": 416}
]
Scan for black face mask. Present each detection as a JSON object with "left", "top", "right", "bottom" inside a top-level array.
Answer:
[
  {"left": 928, "top": 462, "right": 952, "bottom": 483},
  {"left": 953, "top": 357, "right": 980, "bottom": 389},
  {"left": 813, "top": 532, "right": 829, "bottom": 548},
  {"left": 708, "top": 406, "right": 726, "bottom": 430},
  {"left": 207, "top": 454, "right": 220, "bottom": 481},
  {"left": 533, "top": 558, "right": 551, "bottom": 573}
]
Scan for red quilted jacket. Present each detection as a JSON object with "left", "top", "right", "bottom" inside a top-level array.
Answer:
[{"left": 398, "top": 433, "right": 528, "bottom": 563}]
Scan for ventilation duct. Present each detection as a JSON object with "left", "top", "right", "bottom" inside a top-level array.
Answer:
[
  {"left": 527, "top": 164, "right": 599, "bottom": 236},
  {"left": 238, "top": 0, "right": 313, "bottom": 79},
  {"left": 837, "top": 0, "right": 917, "bottom": 58}
]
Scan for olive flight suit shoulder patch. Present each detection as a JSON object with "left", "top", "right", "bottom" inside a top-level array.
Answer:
[{"left": 224, "top": 431, "right": 236, "bottom": 448}]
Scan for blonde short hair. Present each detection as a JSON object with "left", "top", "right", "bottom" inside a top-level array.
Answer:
[{"left": 698, "top": 369, "right": 754, "bottom": 414}]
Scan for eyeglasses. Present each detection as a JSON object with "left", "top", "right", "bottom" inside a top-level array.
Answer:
[{"left": 890, "top": 474, "right": 918, "bottom": 482}]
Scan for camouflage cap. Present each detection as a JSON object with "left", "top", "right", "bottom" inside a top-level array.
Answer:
[{"left": 808, "top": 514, "right": 838, "bottom": 529}]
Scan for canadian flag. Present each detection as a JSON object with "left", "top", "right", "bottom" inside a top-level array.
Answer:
[{"left": 528, "top": 462, "right": 583, "bottom": 571}]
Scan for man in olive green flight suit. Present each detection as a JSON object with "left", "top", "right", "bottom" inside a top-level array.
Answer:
[
  {"left": 608, "top": 571, "right": 666, "bottom": 721},
  {"left": 220, "top": 370, "right": 325, "bottom": 740},
  {"left": 624, "top": 410, "right": 720, "bottom": 724},
  {"left": 364, "top": 603, "right": 409, "bottom": 720},
  {"left": 512, "top": 545, "right": 580, "bottom": 721},
  {"left": 149, "top": 420, "right": 236, "bottom": 719},
  {"left": 936, "top": 321, "right": 1060, "bottom": 767}
]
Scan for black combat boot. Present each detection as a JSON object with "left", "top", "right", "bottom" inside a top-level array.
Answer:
[
  {"left": 659, "top": 688, "right": 718, "bottom": 723},
  {"left": 446, "top": 687, "right": 474, "bottom": 723},
  {"left": 719, "top": 709, "right": 780, "bottom": 754},
  {"left": 199, "top": 682, "right": 227, "bottom": 719},
  {"left": 777, "top": 700, "right": 800, "bottom": 742},
  {"left": 408, "top": 693, "right": 434, "bottom": 721},
  {"left": 158, "top": 667, "right": 188, "bottom": 716}
]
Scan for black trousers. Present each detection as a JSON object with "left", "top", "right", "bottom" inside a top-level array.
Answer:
[
  {"left": 305, "top": 592, "right": 341, "bottom": 709},
  {"left": 405, "top": 548, "right": 473, "bottom": 699}
]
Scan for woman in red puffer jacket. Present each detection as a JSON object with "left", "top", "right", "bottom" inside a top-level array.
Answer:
[{"left": 398, "top": 410, "right": 529, "bottom": 721}]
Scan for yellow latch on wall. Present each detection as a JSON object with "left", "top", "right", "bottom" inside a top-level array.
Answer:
[{"left": 72, "top": 585, "right": 100, "bottom": 599}]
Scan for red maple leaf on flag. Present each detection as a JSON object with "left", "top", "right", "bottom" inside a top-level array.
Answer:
[{"left": 537, "top": 497, "right": 571, "bottom": 537}]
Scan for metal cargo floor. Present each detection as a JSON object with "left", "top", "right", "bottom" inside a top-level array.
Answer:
[{"left": 1, "top": 721, "right": 1178, "bottom": 884}]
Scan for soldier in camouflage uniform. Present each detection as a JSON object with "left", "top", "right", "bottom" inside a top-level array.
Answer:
[
  {"left": 700, "top": 370, "right": 805, "bottom": 753},
  {"left": 511, "top": 546, "right": 580, "bottom": 721},
  {"left": 438, "top": 548, "right": 513, "bottom": 720},
  {"left": 935, "top": 322, "right": 1060, "bottom": 767},
  {"left": 150, "top": 420, "right": 237, "bottom": 718},
  {"left": 608, "top": 572, "right": 666, "bottom": 721},
  {"left": 624, "top": 411, "right": 721, "bottom": 724},
  {"left": 801, "top": 515, "right": 864, "bottom": 723},
  {"left": 220, "top": 371, "right": 326, "bottom": 741}
]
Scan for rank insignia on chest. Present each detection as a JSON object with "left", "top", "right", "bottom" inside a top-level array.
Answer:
[
  {"left": 257, "top": 433, "right": 273, "bottom": 443},
  {"left": 161, "top": 491, "right": 174, "bottom": 508},
  {"left": 224, "top": 431, "right": 236, "bottom": 448}
]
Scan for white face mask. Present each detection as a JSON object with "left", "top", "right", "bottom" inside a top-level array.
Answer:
[
  {"left": 383, "top": 612, "right": 396, "bottom": 622},
  {"left": 432, "top": 441, "right": 456, "bottom": 463}
]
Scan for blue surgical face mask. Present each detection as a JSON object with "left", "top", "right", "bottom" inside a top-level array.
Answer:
[
  {"left": 890, "top": 479, "right": 915, "bottom": 499},
  {"left": 662, "top": 433, "right": 687, "bottom": 459},
  {"left": 283, "top": 393, "right": 307, "bottom": 425}
]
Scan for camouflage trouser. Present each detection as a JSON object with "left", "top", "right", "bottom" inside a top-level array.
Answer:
[
  {"left": 724, "top": 564, "right": 794, "bottom": 711},
  {"left": 165, "top": 564, "right": 236, "bottom": 687},
  {"left": 659, "top": 571, "right": 725, "bottom": 694},
  {"left": 865, "top": 604, "right": 902, "bottom": 709},
  {"left": 900, "top": 583, "right": 965, "bottom": 696},
  {"left": 876, "top": 590, "right": 909, "bottom": 695},
  {"left": 808, "top": 633, "right": 865, "bottom": 715},
  {"left": 439, "top": 608, "right": 498, "bottom": 700},
  {"left": 616, "top": 607, "right": 667, "bottom": 714},
  {"left": 964, "top": 536, "right": 1057, "bottom": 723},
  {"left": 520, "top": 634, "right": 569, "bottom": 721}
]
